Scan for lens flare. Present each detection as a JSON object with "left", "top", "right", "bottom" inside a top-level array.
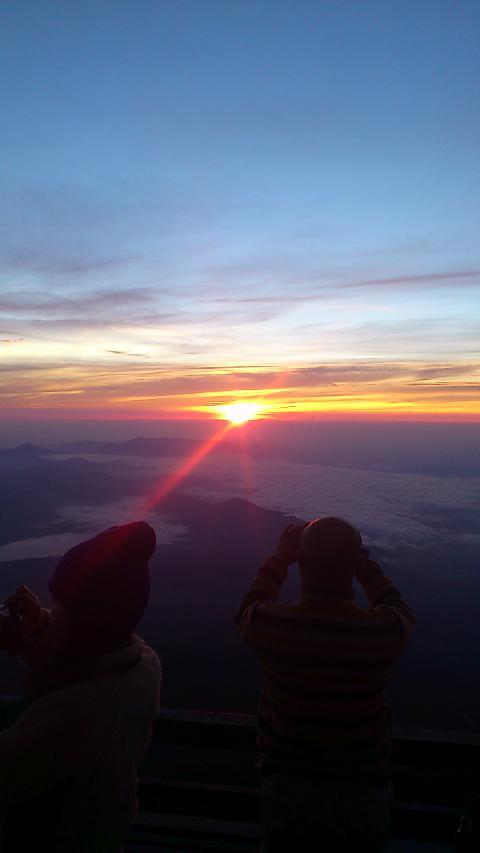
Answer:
[{"left": 144, "top": 422, "right": 234, "bottom": 510}]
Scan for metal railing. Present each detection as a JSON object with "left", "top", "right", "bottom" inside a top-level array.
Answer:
[{"left": 2, "top": 698, "right": 478, "bottom": 850}]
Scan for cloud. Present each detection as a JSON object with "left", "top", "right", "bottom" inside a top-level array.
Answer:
[
  {"left": 1, "top": 356, "right": 478, "bottom": 418},
  {"left": 105, "top": 349, "right": 149, "bottom": 357},
  {"left": 204, "top": 271, "right": 480, "bottom": 308},
  {"left": 1, "top": 448, "right": 479, "bottom": 564},
  {"left": 0, "top": 360, "right": 406, "bottom": 397},
  {"left": 413, "top": 364, "right": 478, "bottom": 380},
  {"left": 51, "top": 445, "right": 477, "bottom": 556},
  {"left": 0, "top": 279, "right": 291, "bottom": 343},
  {"left": 0, "top": 286, "right": 159, "bottom": 316},
  {"left": 0, "top": 183, "right": 142, "bottom": 286},
  {"left": 198, "top": 258, "right": 480, "bottom": 302},
  {"left": 175, "top": 455, "right": 480, "bottom": 554},
  {"left": 0, "top": 497, "right": 187, "bottom": 562},
  {"left": 335, "top": 270, "right": 480, "bottom": 290},
  {"left": 1, "top": 248, "right": 136, "bottom": 278},
  {"left": 202, "top": 293, "right": 320, "bottom": 305},
  {"left": 1, "top": 177, "right": 478, "bottom": 416},
  {"left": 0, "top": 178, "right": 220, "bottom": 292}
]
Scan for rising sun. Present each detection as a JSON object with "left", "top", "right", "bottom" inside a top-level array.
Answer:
[{"left": 220, "top": 402, "right": 263, "bottom": 424}]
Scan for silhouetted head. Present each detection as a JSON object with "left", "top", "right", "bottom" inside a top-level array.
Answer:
[
  {"left": 18, "top": 521, "right": 156, "bottom": 694},
  {"left": 49, "top": 520, "right": 156, "bottom": 655},
  {"left": 298, "top": 516, "right": 362, "bottom": 596}
]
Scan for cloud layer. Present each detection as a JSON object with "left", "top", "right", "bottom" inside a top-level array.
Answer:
[{"left": 1, "top": 180, "right": 479, "bottom": 419}]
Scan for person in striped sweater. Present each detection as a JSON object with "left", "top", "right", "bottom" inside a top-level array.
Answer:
[{"left": 235, "top": 516, "right": 415, "bottom": 852}]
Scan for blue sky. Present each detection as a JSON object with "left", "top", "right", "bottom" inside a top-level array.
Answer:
[{"left": 1, "top": 1, "right": 479, "bottom": 417}]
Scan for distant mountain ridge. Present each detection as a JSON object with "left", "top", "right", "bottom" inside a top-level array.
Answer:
[
  {"left": 4, "top": 436, "right": 285, "bottom": 461},
  {"left": 4, "top": 433, "right": 480, "bottom": 476},
  {"left": 50, "top": 436, "right": 272, "bottom": 456}
]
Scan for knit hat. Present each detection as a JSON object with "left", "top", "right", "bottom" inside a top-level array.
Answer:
[{"left": 49, "top": 521, "right": 156, "bottom": 652}]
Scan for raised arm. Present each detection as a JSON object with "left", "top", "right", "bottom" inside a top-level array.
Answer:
[
  {"left": 234, "top": 523, "right": 305, "bottom": 647},
  {"left": 356, "top": 556, "right": 415, "bottom": 648}
]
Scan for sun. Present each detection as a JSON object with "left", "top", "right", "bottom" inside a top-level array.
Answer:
[{"left": 220, "top": 402, "right": 263, "bottom": 425}]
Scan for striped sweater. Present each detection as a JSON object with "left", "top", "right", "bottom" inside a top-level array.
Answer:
[{"left": 235, "top": 556, "right": 415, "bottom": 779}]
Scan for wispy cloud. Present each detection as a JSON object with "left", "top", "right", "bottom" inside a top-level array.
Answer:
[
  {"left": 2, "top": 179, "right": 478, "bottom": 420},
  {"left": 1, "top": 248, "right": 137, "bottom": 278},
  {"left": 0, "top": 286, "right": 160, "bottom": 315},
  {"left": 1, "top": 358, "right": 479, "bottom": 418},
  {"left": 340, "top": 270, "right": 480, "bottom": 290},
  {"left": 200, "top": 265, "right": 480, "bottom": 303},
  {"left": 105, "top": 349, "right": 149, "bottom": 357},
  {"left": 203, "top": 294, "right": 320, "bottom": 305}
]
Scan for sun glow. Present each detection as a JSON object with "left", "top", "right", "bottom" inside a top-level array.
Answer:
[{"left": 219, "top": 402, "right": 263, "bottom": 424}]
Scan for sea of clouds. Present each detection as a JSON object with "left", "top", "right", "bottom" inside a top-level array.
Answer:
[
  {"left": 1, "top": 447, "right": 478, "bottom": 562},
  {"left": 178, "top": 455, "right": 480, "bottom": 555}
]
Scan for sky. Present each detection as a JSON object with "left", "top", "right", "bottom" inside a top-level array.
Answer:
[{"left": 1, "top": 0, "right": 479, "bottom": 420}]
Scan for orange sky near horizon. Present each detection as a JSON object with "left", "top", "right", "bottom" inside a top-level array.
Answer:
[{"left": 2, "top": 356, "right": 479, "bottom": 422}]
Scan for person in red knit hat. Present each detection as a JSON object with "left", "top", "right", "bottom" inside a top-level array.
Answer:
[{"left": 0, "top": 521, "right": 161, "bottom": 853}]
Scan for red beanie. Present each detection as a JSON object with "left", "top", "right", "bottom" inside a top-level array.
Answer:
[{"left": 49, "top": 521, "right": 156, "bottom": 652}]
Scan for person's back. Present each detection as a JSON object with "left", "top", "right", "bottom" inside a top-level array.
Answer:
[
  {"left": 0, "top": 521, "right": 161, "bottom": 853},
  {"left": 235, "top": 517, "right": 415, "bottom": 852},
  {"left": 2, "top": 635, "right": 160, "bottom": 852}
]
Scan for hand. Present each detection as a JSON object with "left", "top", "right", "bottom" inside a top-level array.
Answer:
[
  {"left": 356, "top": 552, "right": 379, "bottom": 583},
  {"left": 0, "top": 612, "right": 24, "bottom": 655},
  {"left": 5, "top": 586, "right": 48, "bottom": 635},
  {"left": 275, "top": 523, "right": 307, "bottom": 567}
]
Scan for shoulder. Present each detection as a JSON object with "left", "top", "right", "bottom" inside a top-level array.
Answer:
[
  {"left": 17, "top": 642, "right": 159, "bottom": 723},
  {"left": 132, "top": 635, "right": 161, "bottom": 680},
  {"left": 138, "top": 637, "right": 161, "bottom": 666}
]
